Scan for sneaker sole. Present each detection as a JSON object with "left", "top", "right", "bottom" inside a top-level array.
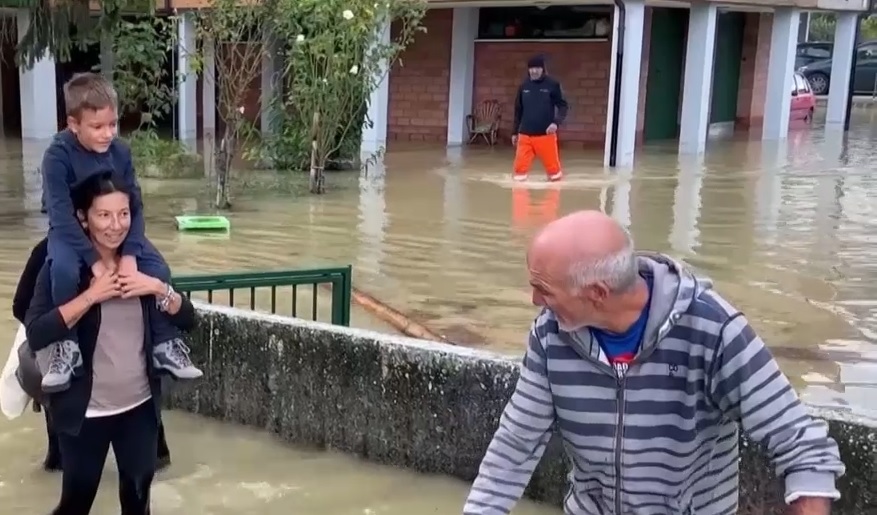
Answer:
[
  {"left": 42, "top": 382, "right": 72, "bottom": 394},
  {"left": 156, "top": 368, "right": 204, "bottom": 380}
]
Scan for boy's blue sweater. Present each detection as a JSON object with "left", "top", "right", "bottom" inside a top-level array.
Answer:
[{"left": 41, "top": 129, "right": 146, "bottom": 266}]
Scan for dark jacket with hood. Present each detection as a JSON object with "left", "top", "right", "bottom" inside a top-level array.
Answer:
[{"left": 513, "top": 55, "right": 569, "bottom": 137}]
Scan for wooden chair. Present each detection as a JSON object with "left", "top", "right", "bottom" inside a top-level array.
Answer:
[{"left": 466, "top": 100, "right": 502, "bottom": 146}]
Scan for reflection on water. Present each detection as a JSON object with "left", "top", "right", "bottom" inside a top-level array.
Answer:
[{"left": 1, "top": 112, "right": 877, "bottom": 511}]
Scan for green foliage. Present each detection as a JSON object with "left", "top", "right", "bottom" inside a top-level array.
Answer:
[
  {"left": 190, "top": 0, "right": 273, "bottom": 208},
  {"left": 127, "top": 129, "right": 202, "bottom": 179},
  {"left": 255, "top": 110, "right": 311, "bottom": 170},
  {"left": 9, "top": 0, "right": 155, "bottom": 69},
  {"left": 256, "top": 100, "right": 366, "bottom": 172},
  {"left": 807, "top": 14, "right": 877, "bottom": 43},
  {"left": 102, "top": 15, "right": 178, "bottom": 123},
  {"left": 271, "top": 0, "right": 426, "bottom": 192}
]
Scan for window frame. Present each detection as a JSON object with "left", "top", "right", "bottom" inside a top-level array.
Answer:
[{"left": 476, "top": 6, "right": 613, "bottom": 42}]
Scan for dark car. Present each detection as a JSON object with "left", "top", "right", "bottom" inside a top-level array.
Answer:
[
  {"left": 799, "top": 40, "right": 877, "bottom": 95},
  {"left": 796, "top": 42, "right": 833, "bottom": 69}
]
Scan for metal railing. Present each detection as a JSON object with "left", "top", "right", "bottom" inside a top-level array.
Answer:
[{"left": 172, "top": 266, "right": 352, "bottom": 326}]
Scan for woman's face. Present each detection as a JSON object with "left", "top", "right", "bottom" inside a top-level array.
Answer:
[{"left": 80, "top": 191, "right": 131, "bottom": 251}]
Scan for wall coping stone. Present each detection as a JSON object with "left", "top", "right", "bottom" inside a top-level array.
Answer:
[{"left": 165, "top": 303, "right": 876, "bottom": 514}]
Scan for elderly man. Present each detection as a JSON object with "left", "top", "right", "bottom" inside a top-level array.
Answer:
[{"left": 463, "top": 211, "right": 844, "bottom": 515}]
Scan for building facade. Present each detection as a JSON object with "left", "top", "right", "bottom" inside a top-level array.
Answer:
[{"left": 3, "top": 0, "right": 870, "bottom": 168}]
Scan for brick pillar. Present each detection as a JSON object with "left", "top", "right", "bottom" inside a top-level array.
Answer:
[{"left": 736, "top": 13, "right": 772, "bottom": 130}]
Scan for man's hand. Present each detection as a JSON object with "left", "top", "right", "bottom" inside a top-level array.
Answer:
[
  {"left": 118, "top": 255, "right": 138, "bottom": 276},
  {"left": 511, "top": 134, "right": 518, "bottom": 146},
  {"left": 786, "top": 496, "right": 832, "bottom": 515},
  {"left": 546, "top": 123, "right": 558, "bottom": 135}
]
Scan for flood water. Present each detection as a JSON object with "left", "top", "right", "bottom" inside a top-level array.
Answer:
[{"left": 1, "top": 111, "right": 877, "bottom": 512}]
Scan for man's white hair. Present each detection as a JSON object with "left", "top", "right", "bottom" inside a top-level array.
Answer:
[{"left": 566, "top": 231, "right": 638, "bottom": 293}]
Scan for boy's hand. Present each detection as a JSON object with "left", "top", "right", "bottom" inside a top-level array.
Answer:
[
  {"left": 85, "top": 271, "right": 122, "bottom": 305},
  {"left": 91, "top": 261, "right": 108, "bottom": 278},
  {"left": 118, "top": 255, "right": 138, "bottom": 276},
  {"left": 118, "top": 271, "right": 164, "bottom": 299}
]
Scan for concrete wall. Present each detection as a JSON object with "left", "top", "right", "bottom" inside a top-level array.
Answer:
[{"left": 167, "top": 304, "right": 877, "bottom": 513}]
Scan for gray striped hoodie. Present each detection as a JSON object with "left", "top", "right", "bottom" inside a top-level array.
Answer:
[{"left": 464, "top": 253, "right": 845, "bottom": 514}]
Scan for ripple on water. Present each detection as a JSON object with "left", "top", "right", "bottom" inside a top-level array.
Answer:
[{"left": 0, "top": 118, "right": 875, "bottom": 508}]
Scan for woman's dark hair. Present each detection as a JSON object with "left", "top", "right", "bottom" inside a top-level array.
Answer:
[{"left": 71, "top": 172, "right": 129, "bottom": 213}]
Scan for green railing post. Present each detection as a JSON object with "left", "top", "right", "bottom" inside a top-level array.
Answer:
[
  {"left": 328, "top": 265, "right": 352, "bottom": 326},
  {"left": 172, "top": 266, "right": 354, "bottom": 327}
]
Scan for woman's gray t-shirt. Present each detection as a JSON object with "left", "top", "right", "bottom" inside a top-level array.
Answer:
[{"left": 86, "top": 297, "right": 151, "bottom": 418}]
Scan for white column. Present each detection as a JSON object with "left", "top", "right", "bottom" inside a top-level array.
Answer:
[
  {"left": 176, "top": 13, "right": 197, "bottom": 142},
  {"left": 679, "top": 4, "right": 718, "bottom": 155},
  {"left": 362, "top": 23, "right": 391, "bottom": 154},
  {"left": 446, "top": 7, "right": 478, "bottom": 146},
  {"left": 669, "top": 155, "right": 704, "bottom": 254},
  {"left": 603, "top": 0, "right": 645, "bottom": 168},
  {"left": 202, "top": 37, "right": 216, "bottom": 135},
  {"left": 357, "top": 162, "right": 388, "bottom": 277},
  {"left": 826, "top": 12, "right": 858, "bottom": 126},
  {"left": 762, "top": 8, "right": 800, "bottom": 141},
  {"left": 260, "top": 37, "right": 280, "bottom": 135},
  {"left": 17, "top": 10, "right": 57, "bottom": 139}
]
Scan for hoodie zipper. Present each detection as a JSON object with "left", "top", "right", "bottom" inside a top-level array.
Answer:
[
  {"left": 614, "top": 374, "right": 626, "bottom": 515},
  {"left": 610, "top": 315, "right": 679, "bottom": 515}
]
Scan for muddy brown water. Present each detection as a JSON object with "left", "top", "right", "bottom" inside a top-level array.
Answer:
[{"left": 1, "top": 112, "right": 876, "bottom": 512}]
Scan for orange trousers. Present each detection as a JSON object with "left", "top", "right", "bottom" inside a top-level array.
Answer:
[
  {"left": 512, "top": 186, "right": 560, "bottom": 231},
  {"left": 513, "top": 134, "right": 562, "bottom": 177}
]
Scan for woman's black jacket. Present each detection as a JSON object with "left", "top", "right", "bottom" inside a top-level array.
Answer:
[
  {"left": 24, "top": 260, "right": 196, "bottom": 435},
  {"left": 13, "top": 238, "right": 48, "bottom": 324}
]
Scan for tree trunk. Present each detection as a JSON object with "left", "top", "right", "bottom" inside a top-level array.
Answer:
[
  {"left": 309, "top": 111, "right": 325, "bottom": 194},
  {"left": 215, "top": 125, "right": 234, "bottom": 209}
]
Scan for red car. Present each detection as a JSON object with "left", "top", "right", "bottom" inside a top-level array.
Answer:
[{"left": 791, "top": 71, "right": 816, "bottom": 122}]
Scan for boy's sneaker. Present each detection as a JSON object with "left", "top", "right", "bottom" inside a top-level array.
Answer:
[
  {"left": 41, "top": 340, "right": 83, "bottom": 394},
  {"left": 153, "top": 338, "right": 203, "bottom": 380}
]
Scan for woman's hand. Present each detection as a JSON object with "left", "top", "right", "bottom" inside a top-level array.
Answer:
[
  {"left": 85, "top": 271, "right": 122, "bottom": 305},
  {"left": 118, "top": 271, "right": 165, "bottom": 299}
]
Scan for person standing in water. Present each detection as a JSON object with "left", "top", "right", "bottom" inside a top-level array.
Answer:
[
  {"left": 39, "top": 72, "right": 202, "bottom": 394},
  {"left": 13, "top": 237, "right": 173, "bottom": 474},
  {"left": 511, "top": 55, "right": 568, "bottom": 183},
  {"left": 26, "top": 173, "right": 196, "bottom": 514}
]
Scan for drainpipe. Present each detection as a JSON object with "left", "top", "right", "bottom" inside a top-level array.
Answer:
[{"left": 608, "top": 0, "right": 625, "bottom": 168}]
